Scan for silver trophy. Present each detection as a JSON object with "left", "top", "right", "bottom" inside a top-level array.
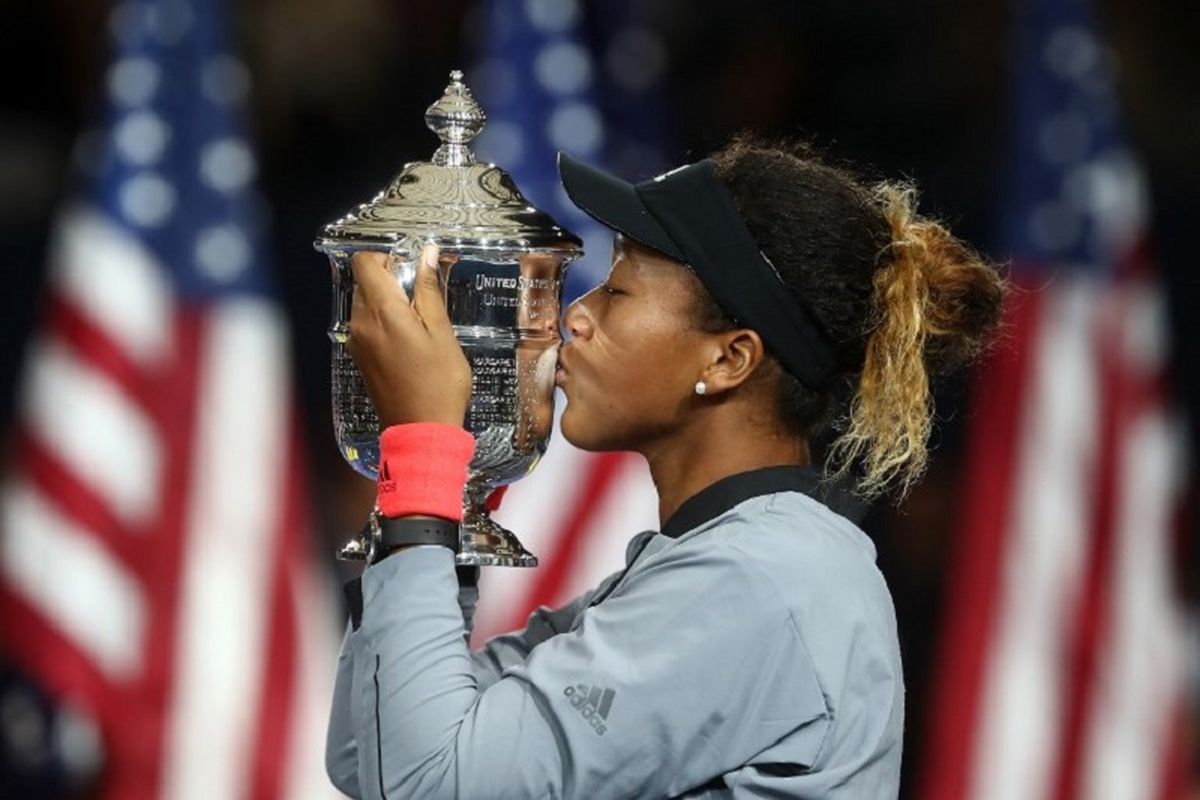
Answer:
[{"left": 315, "top": 70, "right": 582, "bottom": 566}]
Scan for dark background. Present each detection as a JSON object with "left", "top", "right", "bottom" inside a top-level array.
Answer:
[{"left": 1, "top": 1, "right": 1197, "bottom": 795}]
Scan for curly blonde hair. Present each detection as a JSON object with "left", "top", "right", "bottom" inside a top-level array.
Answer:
[
  {"left": 708, "top": 135, "right": 1008, "bottom": 502},
  {"left": 824, "top": 183, "right": 1007, "bottom": 499}
]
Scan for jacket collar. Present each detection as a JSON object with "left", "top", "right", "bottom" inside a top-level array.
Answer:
[{"left": 660, "top": 464, "right": 868, "bottom": 538}]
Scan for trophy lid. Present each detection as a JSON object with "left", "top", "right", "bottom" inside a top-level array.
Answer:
[{"left": 316, "top": 70, "right": 583, "bottom": 253}]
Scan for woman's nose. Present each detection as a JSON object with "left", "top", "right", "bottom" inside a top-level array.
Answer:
[{"left": 562, "top": 293, "right": 592, "bottom": 341}]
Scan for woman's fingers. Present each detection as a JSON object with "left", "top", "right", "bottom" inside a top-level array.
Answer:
[
  {"left": 347, "top": 251, "right": 419, "bottom": 366},
  {"left": 411, "top": 243, "right": 453, "bottom": 333},
  {"left": 350, "top": 250, "right": 410, "bottom": 312},
  {"left": 343, "top": 246, "right": 472, "bottom": 427}
]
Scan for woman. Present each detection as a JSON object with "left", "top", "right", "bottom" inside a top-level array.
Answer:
[{"left": 326, "top": 136, "right": 1007, "bottom": 798}]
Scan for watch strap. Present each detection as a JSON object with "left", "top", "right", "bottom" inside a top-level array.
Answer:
[{"left": 375, "top": 516, "right": 460, "bottom": 560}]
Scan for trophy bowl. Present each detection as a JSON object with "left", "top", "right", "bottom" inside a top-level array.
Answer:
[{"left": 315, "top": 71, "right": 582, "bottom": 567}]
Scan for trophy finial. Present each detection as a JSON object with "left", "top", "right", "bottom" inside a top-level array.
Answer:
[{"left": 425, "top": 69, "right": 485, "bottom": 167}]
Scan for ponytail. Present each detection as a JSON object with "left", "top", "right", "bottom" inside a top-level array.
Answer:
[{"left": 826, "top": 183, "right": 1007, "bottom": 500}]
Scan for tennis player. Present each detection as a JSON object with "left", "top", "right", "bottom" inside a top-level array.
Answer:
[{"left": 326, "top": 136, "right": 1007, "bottom": 799}]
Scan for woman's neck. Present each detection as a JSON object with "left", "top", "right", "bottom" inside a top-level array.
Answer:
[{"left": 641, "top": 409, "right": 809, "bottom": 530}]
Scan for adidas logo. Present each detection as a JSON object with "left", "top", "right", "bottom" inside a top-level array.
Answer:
[
  {"left": 563, "top": 683, "right": 614, "bottom": 736},
  {"left": 378, "top": 460, "right": 396, "bottom": 494}
]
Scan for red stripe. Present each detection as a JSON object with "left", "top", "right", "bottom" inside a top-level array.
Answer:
[
  {"left": 15, "top": 429, "right": 147, "bottom": 572},
  {"left": 506, "top": 451, "right": 633, "bottom": 631},
  {"left": 1154, "top": 696, "right": 1189, "bottom": 800},
  {"left": 44, "top": 293, "right": 161, "bottom": 415},
  {"left": 0, "top": 585, "right": 122, "bottom": 724},
  {"left": 917, "top": 282, "right": 1046, "bottom": 800},
  {"left": 246, "top": 412, "right": 305, "bottom": 800},
  {"left": 1051, "top": 283, "right": 1165, "bottom": 799},
  {"left": 106, "top": 311, "right": 206, "bottom": 800}
]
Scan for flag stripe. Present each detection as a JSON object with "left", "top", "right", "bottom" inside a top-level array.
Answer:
[
  {"left": 1154, "top": 700, "right": 1189, "bottom": 800},
  {"left": 160, "top": 303, "right": 291, "bottom": 800},
  {"left": 49, "top": 207, "right": 173, "bottom": 368},
  {"left": 1079, "top": 288, "right": 1185, "bottom": 800},
  {"left": 246, "top": 415, "right": 306, "bottom": 800},
  {"left": 44, "top": 293, "right": 162, "bottom": 414},
  {"left": 0, "top": 585, "right": 122, "bottom": 730},
  {"left": 126, "top": 311, "right": 206, "bottom": 800},
  {"left": 547, "top": 452, "right": 659, "bottom": 609},
  {"left": 917, "top": 285, "right": 1045, "bottom": 800},
  {"left": 281, "top": 527, "right": 343, "bottom": 800},
  {"left": 511, "top": 451, "right": 632, "bottom": 630},
  {"left": 0, "top": 481, "right": 147, "bottom": 680},
  {"left": 248, "top": 532, "right": 298, "bottom": 800},
  {"left": 17, "top": 430, "right": 144, "bottom": 567},
  {"left": 1051, "top": 288, "right": 1135, "bottom": 800},
  {"left": 278, "top": 415, "right": 343, "bottom": 800},
  {"left": 21, "top": 338, "right": 162, "bottom": 525},
  {"left": 975, "top": 281, "right": 1105, "bottom": 800}
]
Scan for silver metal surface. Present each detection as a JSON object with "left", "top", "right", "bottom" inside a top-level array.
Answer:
[{"left": 315, "top": 70, "right": 582, "bottom": 567}]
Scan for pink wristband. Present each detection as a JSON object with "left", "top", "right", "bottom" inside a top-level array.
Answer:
[{"left": 376, "top": 423, "right": 475, "bottom": 521}]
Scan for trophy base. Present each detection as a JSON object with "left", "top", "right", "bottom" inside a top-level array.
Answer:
[{"left": 457, "top": 514, "right": 538, "bottom": 568}]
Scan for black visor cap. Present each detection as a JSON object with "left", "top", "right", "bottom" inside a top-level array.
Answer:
[
  {"left": 555, "top": 151, "right": 840, "bottom": 391},
  {"left": 556, "top": 152, "right": 686, "bottom": 263}
]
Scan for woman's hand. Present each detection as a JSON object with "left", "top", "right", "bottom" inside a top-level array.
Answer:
[{"left": 346, "top": 243, "right": 472, "bottom": 428}]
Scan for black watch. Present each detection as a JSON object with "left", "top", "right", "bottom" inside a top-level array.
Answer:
[{"left": 366, "top": 511, "right": 460, "bottom": 564}]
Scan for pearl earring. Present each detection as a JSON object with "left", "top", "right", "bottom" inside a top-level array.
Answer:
[{"left": 694, "top": 381, "right": 707, "bottom": 396}]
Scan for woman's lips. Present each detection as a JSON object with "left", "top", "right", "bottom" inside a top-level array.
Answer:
[{"left": 554, "top": 349, "right": 571, "bottom": 386}]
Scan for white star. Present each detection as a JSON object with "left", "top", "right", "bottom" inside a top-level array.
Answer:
[
  {"left": 524, "top": 0, "right": 581, "bottom": 32},
  {"left": 195, "top": 224, "right": 252, "bottom": 282},
  {"left": 115, "top": 111, "right": 171, "bottom": 166},
  {"left": 546, "top": 103, "right": 604, "bottom": 155},
  {"left": 534, "top": 42, "right": 593, "bottom": 96},
  {"left": 119, "top": 172, "right": 176, "bottom": 228},
  {"left": 108, "top": 57, "right": 161, "bottom": 107},
  {"left": 199, "top": 138, "right": 257, "bottom": 193}
]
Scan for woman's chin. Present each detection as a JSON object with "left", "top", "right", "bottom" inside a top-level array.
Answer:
[
  {"left": 560, "top": 404, "right": 628, "bottom": 453},
  {"left": 559, "top": 404, "right": 600, "bottom": 452},
  {"left": 558, "top": 403, "right": 584, "bottom": 448}
]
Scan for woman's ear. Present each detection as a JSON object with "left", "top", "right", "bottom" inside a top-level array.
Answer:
[{"left": 702, "top": 328, "right": 766, "bottom": 395}]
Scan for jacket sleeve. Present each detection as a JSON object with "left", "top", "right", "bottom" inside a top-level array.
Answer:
[
  {"left": 350, "top": 542, "right": 830, "bottom": 799},
  {"left": 465, "top": 534, "right": 648, "bottom": 691},
  {"left": 468, "top": 587, "right": 601, "bottom": 691},
  {"left": 325, "top": 623, "right": 361, "bottom": 797}
]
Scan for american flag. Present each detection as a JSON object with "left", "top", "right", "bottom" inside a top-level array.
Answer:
[
  {"left": 919, "top": 0, "right": 1191, "bottom": 797},
  {"left": 466, "top": 0, "right": 673, "bottom": 642},
  {"left": 0, "top": 1, "right": 338, "bottom": 797}
]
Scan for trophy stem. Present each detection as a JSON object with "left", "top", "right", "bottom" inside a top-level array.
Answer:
[{"left": 458, "top": 483, "right": 538, "bottom": 568}]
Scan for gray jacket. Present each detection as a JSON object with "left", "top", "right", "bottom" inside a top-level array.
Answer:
[{"left": 326, "top": 466, "right": 904, "bottom": 798}]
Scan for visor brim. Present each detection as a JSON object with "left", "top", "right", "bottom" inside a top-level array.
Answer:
[{"left": 556, "top": 152, "right": 686, "bottom": 263}]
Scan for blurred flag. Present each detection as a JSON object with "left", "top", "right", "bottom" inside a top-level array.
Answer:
[
  {"left": 466, "top": 0, "right": 673, "bottom": 641},
  {"left": 920, "top": 0, "right": 1190, "bottom": 798},
  {"left": 0, "top": 1, "right": 338, "bottom": 798}
]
